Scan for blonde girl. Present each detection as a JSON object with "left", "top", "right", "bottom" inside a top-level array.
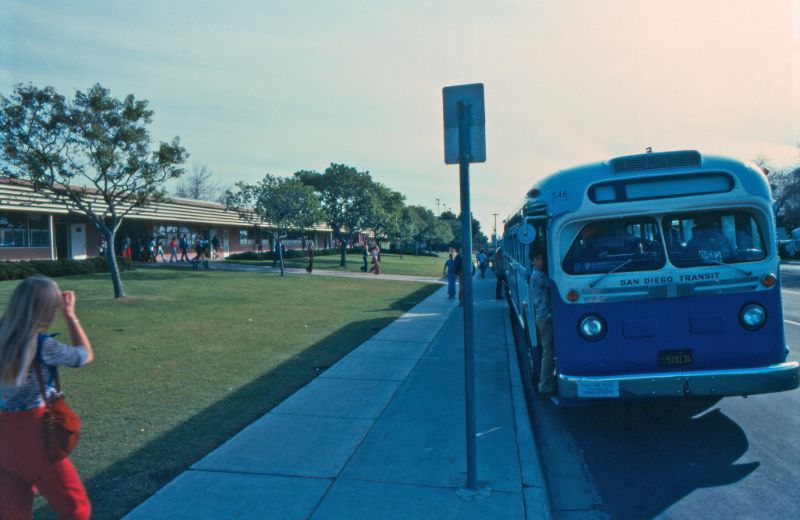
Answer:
[{"left": 0, "top": 275, "right": 93, "bottom": 520}]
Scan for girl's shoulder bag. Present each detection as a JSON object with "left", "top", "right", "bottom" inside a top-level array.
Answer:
[{"left": 33, "top": 334, "right": 81, "bottom": 461}]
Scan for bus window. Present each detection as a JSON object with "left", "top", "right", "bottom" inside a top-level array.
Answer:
[
  {"left": 662, "top": 210, "right": 766, "bottom": 267},
  {"left": 562, "top": 217, "right": 665, "bottom": 275}
]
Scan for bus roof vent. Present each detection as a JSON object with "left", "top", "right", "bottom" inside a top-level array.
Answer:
[{"left": 611, "top": 150, "right": 701, "bottom": 173}]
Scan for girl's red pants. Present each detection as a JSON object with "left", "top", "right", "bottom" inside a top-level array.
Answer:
[{"left": 0, "top": 406, "right": 90, "bottom": 520}]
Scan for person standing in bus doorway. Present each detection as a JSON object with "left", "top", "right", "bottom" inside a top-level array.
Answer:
[
  {"left": 443, "top": 252, "right": 457, "bottom": 300},
  {"left": 530, "top": 246, "right": 555, "bottom": 394}
]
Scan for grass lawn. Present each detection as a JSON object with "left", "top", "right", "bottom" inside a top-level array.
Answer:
[
  {"left": 228, "top": 252, "right": 447, "bottom": 278},
  {"left": 0, "top": 270, "right": 439, "bottom": 519}
]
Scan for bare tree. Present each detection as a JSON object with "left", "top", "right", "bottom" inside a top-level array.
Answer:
[
  {"left": 175, "top": 163, "right": 220, "bottom": 201},
  {"left": 759, "top": 154, "right": 800, "bottom": 229}
]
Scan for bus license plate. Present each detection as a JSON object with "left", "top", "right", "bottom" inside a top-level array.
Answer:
[
  {"left": 659, "top": 349, "right": 693, "bottom": 367},
  {"left": 577, "top": 380, "right": 620, "bottom": 398}
]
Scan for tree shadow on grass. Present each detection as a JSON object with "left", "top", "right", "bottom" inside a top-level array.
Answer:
[{"left": 34, "top": 284, "right": 439, "bottom": 519}]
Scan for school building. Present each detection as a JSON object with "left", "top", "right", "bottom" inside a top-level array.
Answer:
[{"left": 0, "top": 179, "right": 350, "bottom": 261}]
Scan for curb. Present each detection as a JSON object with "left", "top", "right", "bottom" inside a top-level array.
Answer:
[{"left": 503, "top": 301, "right": 555, "bottom": 520}]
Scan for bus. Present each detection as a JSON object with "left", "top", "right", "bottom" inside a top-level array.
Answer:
[{"left": 502, "top": 150, "right": 799, "bottom": 401}]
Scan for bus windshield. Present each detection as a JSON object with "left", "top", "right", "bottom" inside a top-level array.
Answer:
[
  {"left": 662, "top": 210, "right": 766, "bottom": 267},
  {"left": 563, "top": 217, "right": 665, "bottom": 275}
]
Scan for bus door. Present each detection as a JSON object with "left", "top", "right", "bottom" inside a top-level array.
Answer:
[{"left": 522, "top": 216, "right": 548, "bottom": 349}]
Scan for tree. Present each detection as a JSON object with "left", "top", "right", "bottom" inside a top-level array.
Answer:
[
  {"left": 401, "top": 205, "right": 452, "bottom": 254},
  {"left": 295, "top": 164, "right": 374, "bottom": 266},
  {"left": 440, "top": 210, "right": 463, "bottom": 250},
  {"left": 439, "top": 210, "right": 488, "bottom": 251},
  {"left": 369, "top": 182, "right": 405, "bottom": 244},
  {"left": 396, "top": 205, "right": 422, "bottom": 256},
  {"left": 175, "top": 163, "right": 220, "bottom": 201},
  {"left": 0, "top": 83, "right": 186, "bottom": 297},
  {"left": 225, "top": 174, "right": 321, "bottom": 276}
]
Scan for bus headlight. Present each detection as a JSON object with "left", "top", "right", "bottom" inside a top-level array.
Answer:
[
  {"left": 578, "top": 314, "right": 606, "bottom": 341},
  {"left": 739, "top": 303, "right": 767, "bottom": 330}
]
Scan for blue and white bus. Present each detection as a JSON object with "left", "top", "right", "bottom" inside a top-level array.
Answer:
[{"left": 502, "top": 150, "right": 799, "bottom": 401}]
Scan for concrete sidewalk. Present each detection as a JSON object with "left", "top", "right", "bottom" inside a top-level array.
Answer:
[{"left": 125, "top": 276, "right": 549, "bottom": 519}]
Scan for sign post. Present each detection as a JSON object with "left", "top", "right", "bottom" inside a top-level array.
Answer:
[{"left": 442, "top": 83, "right": 485, "bottom": 491}]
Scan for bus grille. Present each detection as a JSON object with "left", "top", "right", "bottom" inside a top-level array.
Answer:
[{"left": 611, "top": 150, "right": 701, "bottom": 173}]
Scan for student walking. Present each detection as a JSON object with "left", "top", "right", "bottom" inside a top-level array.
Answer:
[
  {"left": 121, "top": 236, "right": 132, "bottom": 260},
  {"left": 0, "top": 276, "right": 94, "bottom": 520},
  {"left": 454, "top": 250, "right": 463, "bottom": 304},
  {"left": 169, "top": 236, "right": 178, "bottom": 263},
  {"left": 478, "top": 249, "right": 488, "bottom": 278},
  {"left": 306, "top": 242, "right": 316, "bottom": 273},
  {"left": 211, "top": 235, "right": 221, "bottom": 260},
  {"left": 370, "top": 246, "right": 381, "bottom": 275},
  {"left": 155, "top": 238, "right": 166, "bottom": 262},
  {"left": 443, "top": 253, "right": 458, "bottom": 300},
  {"left": 179, "top": 234, "right": 189, "bottom": 262},
  {"left": 194, "top": 237, "right": 203, "bottom": 260},
  {"left": 361, "top": 246, "right": 369, "bottom": 272}
]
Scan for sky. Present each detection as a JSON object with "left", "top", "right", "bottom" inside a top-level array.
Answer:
[{"left": 1, "top": 0, "right": 799, "bottom": 236}]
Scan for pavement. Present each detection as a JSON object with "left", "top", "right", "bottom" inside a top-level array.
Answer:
[
  {"left": 124, "top": 276, "right": 550, "bottom": 520},
  {"left": 134, "top": 260, "right": 446, "bottom": 285}
]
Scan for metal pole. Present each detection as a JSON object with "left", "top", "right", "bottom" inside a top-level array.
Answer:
[
  {"left": 492, "top": 213, "right": 498, "bottom": 248},
  {"left": 48, "top": 214, "right": 56, "bottom": 260},
  {"left": 457, "top": 101, "right": 477, "bottom": 490}
]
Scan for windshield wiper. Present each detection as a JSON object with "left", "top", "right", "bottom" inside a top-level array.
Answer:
[
  {"left": 589, "top": 258, "right": 634, "bottom": 288},
  {"left": 696, "top": 257, "right": 752, "bottom": 277}
]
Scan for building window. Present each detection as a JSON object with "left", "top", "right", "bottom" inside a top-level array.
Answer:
[
  {"left": 0, "top": 213, "right": 26, "bottom": 247},
  {"left": 0, "top": 212, "right": 46, "bottom": 248},
  {"left": 152, "top": 224, "right": 179, "bottom": 240},
  {"left": 240, "top": 229, "right": 253, "bottom": 245},
  {"left": 28, "top": 214, "right": 50, "bottom": 247}
]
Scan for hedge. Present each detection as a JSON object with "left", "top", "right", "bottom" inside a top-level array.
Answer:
[{"left": 0, "top": 257, "right": 132, "bottom": 282}]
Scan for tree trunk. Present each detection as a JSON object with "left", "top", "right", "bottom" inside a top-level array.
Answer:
[
  {"left": 105, "top": 230, "right": 126, "bottom": 298},
  {"left": 278, "top": 237, "right": 285, "bottom": 277},
  {"left": 339, "top": 237, "right": 347, "bottom": 266}
]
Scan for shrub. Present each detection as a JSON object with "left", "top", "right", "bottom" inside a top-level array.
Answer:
[{"left": 0, "top": 257, "right": 131, "bottom": 282}]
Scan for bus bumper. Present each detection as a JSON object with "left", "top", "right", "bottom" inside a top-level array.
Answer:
[{"left": 557, "top": 361, "right": 800, "bottom": 399}]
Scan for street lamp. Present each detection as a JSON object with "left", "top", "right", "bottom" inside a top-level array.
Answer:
[{"left": 436, "top": 198, "right": 440, "bottom": 215}]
